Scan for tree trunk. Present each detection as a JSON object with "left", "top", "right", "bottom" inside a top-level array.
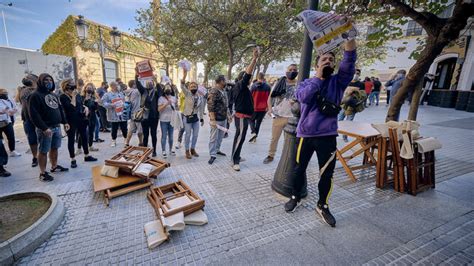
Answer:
[
  {"left": 226, "top": 36, "right": 234, "bottom": 80},
  {"left": 165, "top": 60, "right": 170, "bottom": 77},
  {"left": 203, "top": 61, "right": 214, "bottom": 87},
  {"left": 263, "top": 62, "right": 270, "bottom": 75},
  {"left": 408, "top": 82, "right": 423, "bottom": 120},
  {"left": 386, "top": 36, "right": 449, "bottom": 122}
]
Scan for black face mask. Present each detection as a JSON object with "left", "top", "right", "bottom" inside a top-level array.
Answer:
[
  {"left": 191, "top": 89, "right": 197, "bottom": 94},
  {"left": 322, "top": 66, "right": 335, "bottom": 79},
  {"left": 286, "top": 71, "right": 298, "bottom": 80},
  {"left": 164, "top": 90, "right": 172, "bottom": 95},
  {"left": 0, "top": 95, "right": 7, "bottom": 100},
  {"left": 87, "top": 90, "right": 93, "bottom": 94}
]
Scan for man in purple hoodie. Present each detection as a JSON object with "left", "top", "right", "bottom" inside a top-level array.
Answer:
[{"left": 285, "top": 39, "right": 357, "bottom": 228}]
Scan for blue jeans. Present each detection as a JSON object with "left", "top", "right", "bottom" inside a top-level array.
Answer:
[
  {"left": 160, "top": 121, "right": 174, "bottom": 152},
  {"left": 369, "top": 91, "right": 380, "bottom": 105},
  {"left": 36, "top": 126, "right": 62, "bottom": 154},
  {"left": 184, "top": 121, "right": 200, "bottom": 150},
  {"left": 94, "top": 113, "right": 100, "bottom": 140},
  {"left": 209, "top": 120, "right": 226, "bottom": 157}
]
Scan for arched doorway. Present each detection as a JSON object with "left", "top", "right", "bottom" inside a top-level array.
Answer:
[
  {"left": 433, "top": 57, "right": 457, "bottom": 90},
  {"left": 104, "top": 59, "right": 118, "bottom": 83}
]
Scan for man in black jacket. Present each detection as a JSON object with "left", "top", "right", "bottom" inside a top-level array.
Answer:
[
  {"left": 28, "top": 73, "right": 70, "bottom": 182},
  {"left": 230, "top": 48, "right": 259, "bottom": 171}
]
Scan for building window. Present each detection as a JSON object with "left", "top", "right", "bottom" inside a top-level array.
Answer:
[
  {"left": 104, "top": 59, "right": 118, "bottom": 83},
  {"left": 406, "top": 20, "right": 423, "bottom": 36}
]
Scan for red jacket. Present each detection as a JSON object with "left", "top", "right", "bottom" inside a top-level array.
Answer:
[
  {"left": 364, "top": 81, "right": 374, "bottom": 95},
  {"left": 250, "top": 81, "right": 271, "bottom": 112}
]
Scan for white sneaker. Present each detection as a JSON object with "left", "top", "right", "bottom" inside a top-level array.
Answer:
[
  {"left": 75, "top": 149, "right": 82, "bottom": 155},
  {"left": 170, "top": 150, "right": 176, "bottom": 156},
  {"left": 232, "top": 164, "right": 240, "bottom": 171},
  {"left": 10, "top": 151, "right": 21, "bottom": 157},
  {"left": 175, "top": 142, "right": 182, "bottom": 149},
  {"left": 162, "top": 152, "right": 167, "bottom": 158},
  {"left": 89, "top": 146, "right": 99, "bottom": 152},
  {"left": 110, "top": 140, "right": 116, "bottom": 147}
]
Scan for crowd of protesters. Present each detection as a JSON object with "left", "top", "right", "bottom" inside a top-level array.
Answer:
[{"left": 1, "top": 32, "right": 416, "bottom": 228}]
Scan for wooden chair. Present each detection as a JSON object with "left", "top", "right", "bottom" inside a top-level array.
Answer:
[
  {"left": 405, "top": 133, "right": 436, "bottom": 196},
  {"left": 388, "top": 127, "right": 405, "bottom": 192},
  {"left": 376, "top": 136, "right": 395, "bottom": 189}
]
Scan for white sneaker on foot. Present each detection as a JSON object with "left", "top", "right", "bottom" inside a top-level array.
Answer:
[
  {"left": 111, "top": 140, "right": 116, "bottom": 147},
  {"left": 232, "top": 164, "right": 240, "bottom": 171},
  {"left": 10, "top": 150, "right": 21, "bottom": 157}
]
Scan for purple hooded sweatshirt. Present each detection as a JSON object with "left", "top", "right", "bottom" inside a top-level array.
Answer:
[{"left": 296, "top": 50, "right": 356, "bottom": 138}]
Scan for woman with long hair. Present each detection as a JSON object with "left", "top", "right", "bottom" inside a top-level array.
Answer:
[
  {"left": 81, "top": 83, "right": 100, "bottom": 152},
  {"left": 158, "top": 85, "right": 177, "bottom": 158},
  {"left": 59, "top": 79, "right": 97, "bottom": 168}
]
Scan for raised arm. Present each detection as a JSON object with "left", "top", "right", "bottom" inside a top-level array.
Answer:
[{"left": 336, "top": 39, "right": 357, "bottom": 89}]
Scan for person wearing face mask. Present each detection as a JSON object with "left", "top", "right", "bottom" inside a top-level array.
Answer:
[
  {"left": 60, "top": 79, "right": 98, "bottom": 168},
  {"left": 348, "top": 69, "right": 365, "bottom": 92},
  {"left": 81, "top": 83, "right": 100, "bottom": 152},
  {"left": 285, "top": 39, "right": 357, "bottom": 228},
  {"left": 16, "top": 74, "right": 40, "bottom": 167},
  {"left": 158, "top": 85, "right": 177, "bottom": 158},
  {"left": 180, "top": 69, "right": 205, "bottom": 159},
  {"left": 28, "top": 73, "right": 70, "bottom": 182},
  {"left": 248, "top": 72, "right": 271, "bottom": 144},
  {"left": 124, "top": 79, "right": 144, "bottom": 147},
  {"left": 385, "top": 69, "right": 406, "bottom": 121},
  {"left": 101, "top": 81, "right": 128, "bottom": 147},
  {"left": 229, "top": 48, "right": 260, "bottom": 172},
  {"left": 97, "top": 81, "right": 110, "bottom": 132},
  {"left": 0, "top": 88, "right": 20, "bottom": 158},
  {"left": 135, "top": 68, "right": 161, "bottom": 157},
  {"left": 207, "top": 75, "right": 231, "bottom": 165},
  {"left": 262, "top": 64, "right": 299, "bottom": 164}
]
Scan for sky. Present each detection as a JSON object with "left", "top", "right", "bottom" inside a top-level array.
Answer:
[{"left": 0, "top": 0, "right": 150, "bottom": 50}]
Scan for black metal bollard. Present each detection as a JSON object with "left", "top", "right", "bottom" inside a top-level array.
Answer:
[{"left": 271, "top": 101, "right": 307, "bottom": 198}]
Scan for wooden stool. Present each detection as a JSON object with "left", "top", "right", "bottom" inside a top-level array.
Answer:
[{"left": 406, "top": 140, "right": 436, "bottom": 196}]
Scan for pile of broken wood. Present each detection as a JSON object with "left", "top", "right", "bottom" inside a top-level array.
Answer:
[
  {"left": 144, "top": 179, "right": 207, "bottom": 249},
  {"left": 104, "top": 146, "right": 170, "bottom": 179}
]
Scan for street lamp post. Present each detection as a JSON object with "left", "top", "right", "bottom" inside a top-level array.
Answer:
[
  {"left": 0, "top": 2, "right": 12, "bottom": 47},
  {"left": 75, "top": 15, "right": 121, "bottom": 83},
  {"left": 271, "top": 0, "right": 319, "bottom": 199}
]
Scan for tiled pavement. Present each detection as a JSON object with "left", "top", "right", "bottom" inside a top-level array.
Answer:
[{"left": 1, "top": 104, "right": 473, "bottom": 265}]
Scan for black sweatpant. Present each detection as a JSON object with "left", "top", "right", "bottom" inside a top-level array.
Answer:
[
  {"left": 142, "top": 118, "right": 159, "bottom": 152},
  {"left": 292, "top": 136, "right": 337, "bottom": 207},
  {"left": 88, "top": 116, "right": 97, "bottom": 147},
  {"left": 111, "top": 121, "right": 127, "bottom": 140},
  {"left": 67, "top": 120, "right": 89, "bottom": 158},
  {"left": 386, "top": 90, "right": 391, "bottom": 105},
  {"left": 249, "top": 111, "right": 266, "bottom": 136},
  {"left": 0, "top": 123, "right": 15, "bottom": 152},
  {"left": 231, "top": 116, "right": 249, "bottom": 165}
]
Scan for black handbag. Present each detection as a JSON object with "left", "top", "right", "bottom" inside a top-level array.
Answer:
[
  {"left": 185, "top": 97, "right": 199, "bottom": 123},
  {"left": 316, "top": 84, "right": 341, "bottom": 117},
  {"left": 186, "top": 113, "right": 199, "bottom": 123}
]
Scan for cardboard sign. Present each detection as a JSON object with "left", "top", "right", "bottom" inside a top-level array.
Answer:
[
  {"left": 137, "top": 60, "right": 155, "bottom": 87},
  {"left": 111, "top": 98, "right": 124, "bottom": 116},
  {"left": 298, "top": 10, "right": 357, "bottom": 54}
]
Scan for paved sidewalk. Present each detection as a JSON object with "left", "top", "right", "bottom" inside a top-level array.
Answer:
[{"left": 1, "top": 105, "right": 473, "bottom": 265}]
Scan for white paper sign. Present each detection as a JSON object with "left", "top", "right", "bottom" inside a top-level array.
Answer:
[
  {"left": 298, "top": 10, "right": 357, "bottom": 54},
  {"left": 178, "top": 60, "right": 192, "bottom": 71}
]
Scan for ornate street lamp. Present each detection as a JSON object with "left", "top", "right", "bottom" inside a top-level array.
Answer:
[
  {"left": 110, "top": 26, "right": 121, "bottom": 48},
  {"left": 74, "top": 15, "right": 89, "bottom": 41}
]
